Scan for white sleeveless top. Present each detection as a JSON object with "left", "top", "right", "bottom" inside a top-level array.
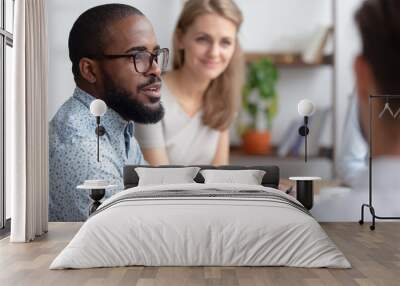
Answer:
[{"left": 134, "top": 84, "right": 220, "bottom": 165}]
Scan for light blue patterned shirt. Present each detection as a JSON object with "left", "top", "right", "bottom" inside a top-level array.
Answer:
[{"left": 49, "top": 87, "right": 146, "bottom": 222}]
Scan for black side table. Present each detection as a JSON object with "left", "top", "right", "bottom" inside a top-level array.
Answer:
[
  {"left": 77, "top": 184, "right": 118, "bottom": 215},
  {"left": 88, "top": 189, "right": 105, "bottom": 215},
  {"left": 289, "top": 177, "right": 321, "bottom": 210}
]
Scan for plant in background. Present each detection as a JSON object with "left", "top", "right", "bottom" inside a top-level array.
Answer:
[
  {"left": 240, "top": 58, "right": 279, "bottom": 154},
  {"left": 242, "top": 58, "right": 279, "bottom": 132}
]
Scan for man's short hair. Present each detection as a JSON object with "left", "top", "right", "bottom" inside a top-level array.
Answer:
[
  {"left": 68, "top": 4, "right": 144, "bottom": 82},
  {"left": 355, "top": 0, "right": 400, "bottom": 94}
]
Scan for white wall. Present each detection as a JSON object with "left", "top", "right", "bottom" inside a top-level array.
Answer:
[
  {"left": 236, "top": 0, "right": 334, "bottom": 146},
  {"left": 47, "top": 0, "right": 363, "bottom": 152}
]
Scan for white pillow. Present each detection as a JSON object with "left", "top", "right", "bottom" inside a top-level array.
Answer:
[
  {"left": 135, "top": 167, "right": 200, "bottom": 186},
  {"left": 200, "top": 169, "right": 266, "bottom": 185}
]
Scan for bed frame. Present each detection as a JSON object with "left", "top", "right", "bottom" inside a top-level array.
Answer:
[{"left": 123, "top": 165, "right": 280, "bottom": 189}]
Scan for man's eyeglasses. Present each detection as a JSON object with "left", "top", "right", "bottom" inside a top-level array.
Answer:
[{"left": 90, "top": 48, "right": 169, "bottom": 74}]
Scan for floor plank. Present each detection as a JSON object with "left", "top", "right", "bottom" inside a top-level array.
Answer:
[{"left": 1, "top": 222, "right": 400, "bottom": 286}]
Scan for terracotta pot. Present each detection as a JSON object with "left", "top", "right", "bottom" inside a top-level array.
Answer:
[{"left": 242, "top": 130, "right": 272, "bottom": 155}]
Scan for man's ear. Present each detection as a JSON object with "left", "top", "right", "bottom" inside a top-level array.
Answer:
[
  {"left": 79, "top": 58, "right": 99, "bottom": 84},
  {"left": 354, "top": 54, "right": 377, "bottom": 104}
]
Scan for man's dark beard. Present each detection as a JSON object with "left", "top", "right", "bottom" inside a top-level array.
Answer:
[{"left": 102, "top": 74, "right": 164, "bottom": 124}]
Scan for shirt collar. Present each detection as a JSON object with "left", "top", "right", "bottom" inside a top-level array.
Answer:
[{"left": 73, "top": 87, "right": 134, "bottom": 139}]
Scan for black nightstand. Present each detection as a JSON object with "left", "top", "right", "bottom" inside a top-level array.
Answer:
[
  {"left": 289, "top": 177, "right": 321, "bottom": 210},
  {"left": 77, "top": 183, "right": 117, "bottom": 215}
]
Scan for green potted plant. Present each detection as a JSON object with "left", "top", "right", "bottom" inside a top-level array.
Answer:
[{"left": 241, "top": 58, "right": 279, "bottom": 154}]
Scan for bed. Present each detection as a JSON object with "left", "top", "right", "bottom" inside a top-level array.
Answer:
[{"left": 50, "top": 165, "right": 350, "bottom": 269}]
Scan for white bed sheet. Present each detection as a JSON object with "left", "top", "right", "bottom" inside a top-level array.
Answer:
[{"left": 50, "top": 183, "right": 350, "bottom": 269}]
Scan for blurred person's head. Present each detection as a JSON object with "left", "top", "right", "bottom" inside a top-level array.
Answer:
[
  {"left": 354, "top": 0, "right": 400, "bottom": 154},
  {"left": 68, "top": 4, "right": 165, "bottom": 123},
  {"left": 172, "top": 0, "right": 244, "bottom": 130}
]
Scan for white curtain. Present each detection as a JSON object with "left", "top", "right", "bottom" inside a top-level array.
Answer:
[{"left": 8, "top": 0, "right": 49, "bottom": 242}]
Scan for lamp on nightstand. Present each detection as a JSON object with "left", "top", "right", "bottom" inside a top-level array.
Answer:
[
  {"left": 298, "top": 99, "right": 315, "bottom": 162},
  {"left": 90, "top": 99, "right": 107, "bottom": 162},
  {"left": 292, "top": 99, "right": 320, "bottom": 210},
  {"left": 77, "top": 99, "right": 115, "bottom": 216}
]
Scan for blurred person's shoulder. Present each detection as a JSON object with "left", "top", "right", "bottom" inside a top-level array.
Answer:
[{"left": 351, "top": 156, "right": 400, "bottom": 191}]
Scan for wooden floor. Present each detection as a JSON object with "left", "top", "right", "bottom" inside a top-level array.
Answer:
[{"left": 1, "top": 222, "right": 400, "bottom": 286}]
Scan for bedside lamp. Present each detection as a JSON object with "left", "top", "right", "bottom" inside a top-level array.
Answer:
[
  {"left": 290, "top": 99, "right": 319, "bottom": 210},
  {"left": 90, "top": 99, "right": 107, "bottom": 162},
  {"left": 298, "top": 99, "right": 315, "bottom": 162}
]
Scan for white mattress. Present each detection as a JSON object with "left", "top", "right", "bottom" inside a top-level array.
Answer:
[{"left": 50, "top": 183, "right": 350, "bottom": 269}]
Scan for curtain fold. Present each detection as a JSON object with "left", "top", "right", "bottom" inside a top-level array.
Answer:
[{"left": 9, "top": 0, "right": 49, "bottom": 242}]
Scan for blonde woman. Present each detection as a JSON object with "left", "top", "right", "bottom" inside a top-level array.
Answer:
[{"left": 135, "top": 0, "right": 244, "bottom": 165}]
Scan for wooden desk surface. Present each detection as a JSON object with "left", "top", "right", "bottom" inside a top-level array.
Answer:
[{"left": 280, "top": 179, "right": 342, "bottom": 195}]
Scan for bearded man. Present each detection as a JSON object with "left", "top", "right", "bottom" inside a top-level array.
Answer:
[{"left": 49, "top": 4, "right": 168, "bottom": 221}]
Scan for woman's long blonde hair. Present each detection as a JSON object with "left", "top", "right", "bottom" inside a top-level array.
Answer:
[{"left": 172, "top": 0, "right": 245, "bottom": 131}]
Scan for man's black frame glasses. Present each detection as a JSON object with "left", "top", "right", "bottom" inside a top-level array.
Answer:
[{"left": 89, "top": 48, "right": 169, "bottom": 74}]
